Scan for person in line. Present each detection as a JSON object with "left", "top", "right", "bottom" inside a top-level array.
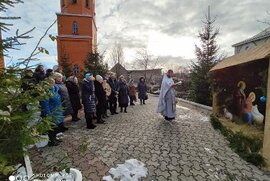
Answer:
[
  {"left": 118, "top": 75, "right": 129, "bottom": 113},
  {"left": 81, "top": 73, "right": 97, "bottom": 129},
  {"left": 40, "top": 78, "right": 64, "bottom": 146},
  {"left": 21, "top": 69, "right": 36, "bottom": 111},
  {"left": 53, "top": 72, "right": 73, "bottom": 131},
  {"left": 45, "top": 69, "right": 54, "bottom": 78},
  {"left": 137, "top": 77, "right": 147, "bottom": 105},
  {"left": 128, "top": 79, "right": 137, "bottom": 106},
  {"left": 33, "top": 64, "right": 46, "bottom": 83},
  {"left": 66, "top": 75, "right": 82, "bottom": 122},
  {"left": 157, "top": 70, "right": 176, "bottom": 121},
  {"left": 94, "top": 75, "right": 106, "bottom": 124},
  {"left": 102, "top": 77, "right": 111, "bottom": 118},
  {"left": 108, "top": 73, "right": 119, "bottom": 115}
]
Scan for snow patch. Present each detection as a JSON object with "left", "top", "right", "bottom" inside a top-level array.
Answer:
[
  {"left": 204, "top": 147, "right": 215, "bottom": 154},
  {"left": 178, "top": 114, "right": 191, "bottom": 120},
  {"left": 200, "top": 116, "right": 210, "bottom": 122},
  {"left": 176, "top": 105, "right": 191, "bottom": 111},
  {"left": 103, "top": 159, "right": 148, "bottom": 181}
]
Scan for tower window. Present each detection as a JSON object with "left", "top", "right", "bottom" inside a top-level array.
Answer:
[
  {"left": 72, "top": 0, "right": 77, "bottom": 4},
  {"left": 73, "top": 21, "right": 78, "bottom": 34},
  {"left": 86, "top": 0, "right": 89, "bottom": 7},
  {"left": 61, "top": 0, "right": 65, "bottom": 7}
]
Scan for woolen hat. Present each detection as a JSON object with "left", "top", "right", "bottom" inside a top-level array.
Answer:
[{"left": 96, "top": 75, "right": 103, "bottom": 82}]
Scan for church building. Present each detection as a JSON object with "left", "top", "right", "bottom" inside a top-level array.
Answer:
[{"left": 57, "top": 0, "right": 97, "bottom": 71}]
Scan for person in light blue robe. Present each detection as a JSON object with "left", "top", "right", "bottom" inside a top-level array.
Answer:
[{"left": 157, "top": 70, "right": 176, "bottom": 121}]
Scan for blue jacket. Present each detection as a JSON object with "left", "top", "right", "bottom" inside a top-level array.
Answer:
[{"left": 40, "top": 85, "right": 64, "bottom": 125}]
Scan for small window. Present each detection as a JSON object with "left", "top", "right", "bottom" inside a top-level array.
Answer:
[
  {"left": 72, "top": 0, "right": 77, "bottom": 4},
  {"left": 61, "top": 0, "right": 65, "bottom": 7},
  {"left": 73, "top": 21, "right": 78, "bottom": 34},
  {"left": 86, "top": 0, "right": 89, "bottom": 7}
]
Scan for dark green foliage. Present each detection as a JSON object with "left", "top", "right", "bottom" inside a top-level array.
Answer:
[
  {"left": 0, "top": 0, "right": 54, "bottom": 177},
  {"left": 0, "top": 68, "right": 53, "bottom": 176},
  {"left": 84, "top": 51, "right": 108, "bottom": 76},
  {"left": 189, "top": 10, "right": 221, "bottom": 106},
  {"left": 60, "top": 53, "right": 72, "bottom": 77},
  {"left": 210, "top": 115, "right": 266, "bottom": 167}
]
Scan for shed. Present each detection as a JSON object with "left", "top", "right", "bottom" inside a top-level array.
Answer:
[{"left": 210, "top": 42, "right": 270, "bottom": 166}]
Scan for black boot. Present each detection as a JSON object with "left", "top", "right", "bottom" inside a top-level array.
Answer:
[
  {"left": 124, "top": 107, "right": 127, "bottom": 113},
  {"left": 120, "top": 107, "right": 123, "bottom": 112},
  {"left": 72, "top": 113, "right": 78, "bottom": 122},
  {"left": 86, "top": 114, "right": 96, "bottom": 129}
]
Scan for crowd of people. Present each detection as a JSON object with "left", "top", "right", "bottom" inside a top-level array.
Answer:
[{"left": 21, "top": 65, "right": 149, "bottom": 146}]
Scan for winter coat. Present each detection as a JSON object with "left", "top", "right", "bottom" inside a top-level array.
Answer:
[
  {"left": 33, "top": 71, "right": 46, "bottom": 84},
  {"left": 21, "top": 75, "right": 36, "bottom": 92},
  {"left": 94, "top": 80, "right": 107, "bottom": 112},
  {"left": 40, "top": 85, "right": 64, "bottom": 125},
  {"left": 81, "top": 79, "right": 96, "bottom": 113},
  {"left": 128, "top": 84, "right": 137, "bottom": 97},
  {"left": 108, "top": 78, "right": 119, "bottom": 100},
  {"left": 55, "top": 83, "right": 74, "bottom": 116},
  {"left": 118, "top": 81, "right": 129, "bottom": 107},
  {"left": 137, "top": 82, "right": 147, "bottom": 99},
  {"left": 66, "top": 80, "right": 82, "bottom": 111},
  {"left": 103, "top": 82, "right": 112, "bottom": 97}
]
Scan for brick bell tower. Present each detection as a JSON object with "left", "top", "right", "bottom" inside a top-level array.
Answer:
[{"left": 57, "top": 0, "right": 97, "bottom": 70}]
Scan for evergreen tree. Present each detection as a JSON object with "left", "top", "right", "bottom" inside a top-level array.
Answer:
[
  {"left": 60, "top": 53, "right": 72, "bottom": 77},
  {"left": 189, "top": 7, "right": 220, "bottom": 106},
  {"left": 84, "top": 51, "right": 108, "bottom": 76}
]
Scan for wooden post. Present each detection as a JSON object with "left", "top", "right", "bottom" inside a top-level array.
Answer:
[{"left": 263, "top": 58, "right": 270, "bottom": 169}]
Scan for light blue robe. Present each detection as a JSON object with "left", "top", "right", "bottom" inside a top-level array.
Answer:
[{"left": 157, "top": 74, "right": 176, "bottom": 118}]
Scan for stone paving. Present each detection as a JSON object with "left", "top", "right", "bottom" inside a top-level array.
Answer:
[{"left": 30, "top": 95, "right": 270, "bottom": 181}]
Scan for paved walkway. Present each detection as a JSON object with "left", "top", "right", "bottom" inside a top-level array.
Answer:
[{"left": 31, "top": 95, "right": 270, "bottom": 181}]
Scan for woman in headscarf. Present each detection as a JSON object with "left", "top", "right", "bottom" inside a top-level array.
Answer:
[
  {"left": 118, "top": 75, "right": 129, "bottom": 113},
  {"left": 81, "top": 73, "right": 97, "bottom": 129},
  {"left": 94, "top": 75, "right": 106, "bottom": 124},
  {"left": 102, "top": 76, "right": 111, "bottom": 118},
  {"left": 128, "top": 79, "right": 137, "bottom": 106},
  {"left": 53, "top": 72, "right": 73, "bottom": 131},
  {"left": 66, "top": 75, "right": 82, "bottom": 122},
  {"left": 137, "top": 77, "right": 147, "bottom": 105}
]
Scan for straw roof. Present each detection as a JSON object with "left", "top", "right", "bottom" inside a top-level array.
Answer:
[{"left": 210, "top": 42, "right": 270, "bottom": 71}]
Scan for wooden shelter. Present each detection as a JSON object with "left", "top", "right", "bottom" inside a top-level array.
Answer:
[{"left": 210, "top": 42, "right": 270, "bottom": 166}]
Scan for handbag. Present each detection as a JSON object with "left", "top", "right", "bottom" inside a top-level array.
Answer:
[{"left": 145, "top": 93, "right": 148, "bottom": 100}]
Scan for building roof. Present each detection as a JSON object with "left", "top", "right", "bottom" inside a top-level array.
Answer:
[
  {"left": 232, "top": 27, "right": 270, "bottom": 47},
  {"left": 210, "top": 42, "right": 270, "bottom": 71}
]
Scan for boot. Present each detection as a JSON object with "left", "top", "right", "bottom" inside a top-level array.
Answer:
[
  {"left": 72, "top": 113, "right": 78, "bottom": 122},
  {"left": 124, "top": 107, "right": 127, "bottom": 113},
  {"left": 86, "top": 117, "right": 96, "bottom": 129},
  {"left": 97, "top": 119, "right": 105, "bottom": 124},
  {"left": 120, "top": 107, "right": 123, "bottom": 112}
]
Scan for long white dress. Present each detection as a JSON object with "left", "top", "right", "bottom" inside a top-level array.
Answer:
[{"left": 157, "top": 74, "right": 176, "bottom": 118}]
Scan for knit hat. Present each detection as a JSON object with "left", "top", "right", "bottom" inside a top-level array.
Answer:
[
  {"left": 96, "top": 75, "right": 103, "bottom": 82},
  {"left": 85, "top": 73, "right": 92, "bottom": 80}
]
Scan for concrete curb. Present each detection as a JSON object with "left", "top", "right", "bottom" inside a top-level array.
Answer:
[{"left": 177, "top": 98, "right": 212, "bottom": 111}]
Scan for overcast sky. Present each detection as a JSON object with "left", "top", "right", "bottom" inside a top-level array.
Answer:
[{"left": 2, "top": 0, "right": 270, "bottom": 69}]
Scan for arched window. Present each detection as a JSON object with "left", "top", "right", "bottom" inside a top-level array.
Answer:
[
  {"left": 86, "top": 0, "right": 89, "bottom": 7},
  {"left": 72, "top": 0, "right": 77, "bottom": 4},
  {"left": 73, "top": 21, "right": 78, "bottom": 34}
]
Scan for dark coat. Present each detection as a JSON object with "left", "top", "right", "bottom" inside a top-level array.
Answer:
[
  {"left": 94, "top": 80, "right": 107, "bottom": 112},
  {"left": 40, "top": 85, "right": 64, "bottom": 125},
  {"left": 66, "top": 80, "right": 82, "bottom": 111},
  {"left": 137, "top": 82, "right": 147, "bottom": 99},
  {"left": 21, "top": 75, "right": 36, "bottom": 92},
  {"left": 108, "top": 78, "right": 119, "bottom": 100},
  {"left": 55, "top": 83, "right": 74, "bottom": 116},
  {"left": 118, "top": 81, "right": 129, "bottom": 107},
  {"left": 81, "top": 79, "right": 96, "bottom": 113},
  {"left": 33, "top": 71, "right": 46, "bottom": 84}
]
